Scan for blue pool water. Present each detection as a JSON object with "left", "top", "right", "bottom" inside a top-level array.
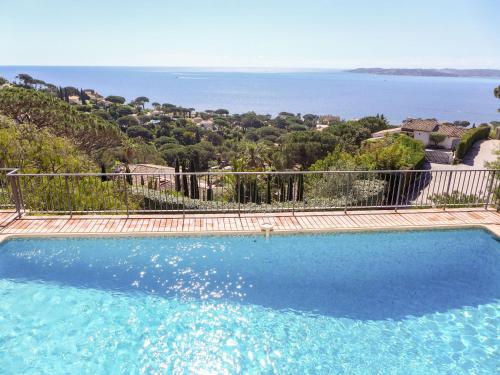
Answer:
[{"left": 0, "top": 229, "right": 498, "bottom": 373}]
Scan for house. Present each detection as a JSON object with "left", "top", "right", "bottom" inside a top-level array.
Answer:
[
  {"left": 68, "top": 95, "right": 82, "bottom": 105},
  {"left": 401, "top": 119, "right": 467, "bottom": 150},
  {"left": 318, "top": 115, "right": 341, "bottom": 125},
  {"left": 198, "top": 120, "right": 214, "bottom": 130},
  {"left": 316, "top": 124, "right": 330, "bottom": 131}
]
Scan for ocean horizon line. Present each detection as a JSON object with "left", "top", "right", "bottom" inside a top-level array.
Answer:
[{"left": 2, "top": 65, "right": 500, "bottom": 73}]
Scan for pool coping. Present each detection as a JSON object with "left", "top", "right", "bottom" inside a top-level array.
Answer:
[
  {"left": 1, "top": 208, "right": 499, "bottom": 243},
  {"left": 1, "top": 223, "right": 499, "bottom": 243}
]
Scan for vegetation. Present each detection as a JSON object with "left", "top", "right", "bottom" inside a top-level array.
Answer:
[
  {"left": 429, "top": 132, "right": 446, "bottom": 147},
  {"left": 429, "top": 190, "right": 483, "bottom": 208},
  {"left": 311, "top": 134, "right": 425, "bottom": 171},
  {"left": 454, "top": 125, "right": 491, "bottom": 161}
]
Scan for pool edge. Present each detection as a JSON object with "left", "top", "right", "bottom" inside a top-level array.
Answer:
[{"left": 1, "top": 223, "right": 499, "bottom": 243}]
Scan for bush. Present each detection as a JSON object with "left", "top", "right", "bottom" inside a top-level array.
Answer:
[
  {"left": 454, "top": 125, "right": 490, "bottom": 160},
  {"left": 429, "top": 132, "right": 446, "bottom": 146}
]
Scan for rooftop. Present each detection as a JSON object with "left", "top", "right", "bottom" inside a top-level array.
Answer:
[{"left": 402, "top": 119, "right": 468, "bottom": 138}]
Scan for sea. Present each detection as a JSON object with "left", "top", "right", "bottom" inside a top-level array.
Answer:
[{"left": 0, "top": 66, "right": 498, "bottom": 124}]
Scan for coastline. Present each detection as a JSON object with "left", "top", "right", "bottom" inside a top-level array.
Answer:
[{"left": 1, "top": 66, "right": 498, "bottom": 123}]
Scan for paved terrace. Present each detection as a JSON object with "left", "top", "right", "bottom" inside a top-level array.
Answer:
[{"left": 1, "top": 208, "right": 499, "bottom": 238}]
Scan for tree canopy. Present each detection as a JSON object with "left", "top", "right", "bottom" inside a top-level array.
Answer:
[
  {"left": 0, "top": 87, "right": 123, "bottom": 157},
  {"left": 105, "top": 95, "right": 126, "bottom": 104}
]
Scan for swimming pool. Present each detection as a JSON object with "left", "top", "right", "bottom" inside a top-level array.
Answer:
[{"left": 0, "top": 229, "right": 498, "bottom": 373}]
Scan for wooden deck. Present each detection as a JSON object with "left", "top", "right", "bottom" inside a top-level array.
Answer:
[{"left": 1, "top": 208, "right": 499, "bottom": 238}]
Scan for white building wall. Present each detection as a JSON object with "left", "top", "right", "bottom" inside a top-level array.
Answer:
[
  {"left": 413, "top": 131, "right": 460, "bottom": 150},
  {"left": 413, "top": 131, "right": 430, "bottom": 145}
]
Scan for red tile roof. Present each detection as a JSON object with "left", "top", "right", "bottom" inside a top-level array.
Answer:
[
  {"left": 436, "top": 124, "right": 468, "bottom": 138},
  {"left": 401, "top": 119, "right": 439, "bottom": 132},
  {"left": 402, "top": 119, "right": 467, "bottom": 138}
]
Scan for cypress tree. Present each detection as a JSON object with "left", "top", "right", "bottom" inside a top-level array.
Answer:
[
  {"left": 174, "top": 158, "right": 181, "bottom": 192},
  {"left": 297, "top": 173, "right": 304, "bottom": 201},
  {"left": 189, "top": 159, "right": 199, "bottom": 199},
  {"left": 251, "top": 179, "right": 259, "bottom": 203},
  {"left": 100, "top": 164, "right": 107, "bottom": 182},
  {"left": 182, "top": 162, "right": 189, "bottom": 197},
  {"left": 207, "top": 175, "right": 213, "bottom": 201},
  {"left": 266, "top": 175, "right": 272, "bottom": 204},
  {"left": 239, "top": 180, "right": 245, "bottom": 203},
  {"left": 287, "top": 175, "right": 294, "bottom": 201},
  {"left": 279, "top": 177, "right": 286, "bottom": 202},
  {"left": 125, "top": 165, "right": 133, "bottom": 185},
  {"left": 235, "top": 176, "right": 245, "bottom": 203}
]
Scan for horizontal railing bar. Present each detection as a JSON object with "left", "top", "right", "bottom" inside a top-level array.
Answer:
[{"left": 9, "top": 169, "right": 500, "bottom": 177}]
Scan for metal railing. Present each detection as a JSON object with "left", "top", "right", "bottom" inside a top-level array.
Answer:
[
  {"left": 3, "top": 168, "right": 499, "bottom": 217},
  {"left": 0, "top": 168, "right": 16, "bottom": 209}
]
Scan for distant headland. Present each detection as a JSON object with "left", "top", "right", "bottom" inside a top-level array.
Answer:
[{"left": 347, "top": 68, "right": 500, "bottom": 78}]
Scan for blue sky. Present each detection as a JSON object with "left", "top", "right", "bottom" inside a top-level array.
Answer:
[{"left": 1, "top": 0, "right": 499, "bottom": 68}]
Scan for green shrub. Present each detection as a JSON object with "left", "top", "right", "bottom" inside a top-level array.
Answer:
[{"left": 455, "top": 126, "right": 490, "bottom": 160}]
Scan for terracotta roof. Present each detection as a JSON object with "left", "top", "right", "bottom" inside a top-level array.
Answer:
[
  {"left": 401, "top": 119, "right": 439, "bottom": 132},
  {"left": 129, "top": 164, "right": 175, "bottom": 174},
  {"left": 435, "top": 124, "right": 467, "bottom": 138}
]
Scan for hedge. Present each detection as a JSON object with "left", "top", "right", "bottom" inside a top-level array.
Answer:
[{"left": 454, "top": 125, "right": 491, "bottom": 160}]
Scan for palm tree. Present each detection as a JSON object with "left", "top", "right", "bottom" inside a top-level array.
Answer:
[{"left": 237, "top": 142, "right": 272, "bottom": 170}]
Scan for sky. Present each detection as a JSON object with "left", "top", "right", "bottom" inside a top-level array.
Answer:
[{"left": 1, "top": 0, "right": 499, "bottom": 69}]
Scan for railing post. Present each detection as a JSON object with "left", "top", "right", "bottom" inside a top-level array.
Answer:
[
  {"left": 64, "top": 176, "right": 72, "bottom": 217},
  {"left": 236, "top": 174, "right": 241, "bottom": 217},
  {"left": 344, "top": 172, "right": 350, "bottom": 214},
  {"left": 484, "top": 170, "right": 496, "bottom": 210},
  {"left": 443, "top": 171, "right": 454, "bottom": 211},
  {"left": 394, "top": 172, "right": 402, "bottom": 212},
  {"left": 7, "top": 170, "right": 22, "bottom": 219}
]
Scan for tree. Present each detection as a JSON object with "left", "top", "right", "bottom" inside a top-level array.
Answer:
[
  {"left": 495, "top": 86, "right": 500, "bottom": 111},
  {"left": 126, "top": 125, "right": 153, "bottom": 140},
  {"left": 356, "top": 115, "right": 389, "bottom": 133},
  {"left": 0, "top": 76, "right": 8, "bottom": 85},
  {"left": 429, "top": 132, "right": 446, "bottom": 147},
  {"left": 133, "top": 96, "right": 149, "bottom": 109},
  {"left": 0, "top": 115, "right": 93, "bottom": 172},
  {"left": 215, "top": 108, "right": 229, "bottom": 116},
  {"left": 117, "top": 115, "right": 140, "bottom": 130},
  {"left": 174, "top": 158, "right": 181, "bottom": 191},
  {"left": 189, "top": 159, "right": 200, "bottom": 199},
  {"left": 241, "top": 112, "right": 265, "bottom": 129},
  {"left": 0, "top": 87, "right": 123, "bottom": 157},
  {"left": 16, "top": 73, "right": 35, "bottom": 87},
  {"left": 105, "top": 95, "right": 126, "bottom": 104},
  {"left": 125, "top": 164, "right": 133, "bottom": 185}
]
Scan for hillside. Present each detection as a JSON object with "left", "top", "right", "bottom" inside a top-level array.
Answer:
[{"left": 348, "top": 68, "right": 500, "bottom": 78}]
